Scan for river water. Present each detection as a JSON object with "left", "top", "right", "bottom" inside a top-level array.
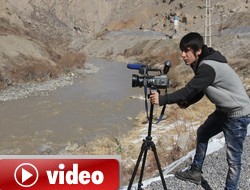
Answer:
[{"left": 0, "top": 58, "right": 144, "bottom": 154}]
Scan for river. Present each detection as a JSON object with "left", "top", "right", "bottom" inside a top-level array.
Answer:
[{"left": 0, "top": 58, "right": 144, "bottom": 154}]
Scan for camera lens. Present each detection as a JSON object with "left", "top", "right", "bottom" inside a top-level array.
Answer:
[
  {"left": 132, "top": 74, "right": 144, "bottom": 88},
  {"left": 132, "top": 74, "right": 139, "bottom": 87}
]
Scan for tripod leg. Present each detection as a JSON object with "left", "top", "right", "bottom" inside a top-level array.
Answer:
[
  {"left": 127, "top": 142, "right": 147, "bottom": 190},
  {"left": 151, "top": 143, "right": 167, "bottom": 190},
  {"left": 137, "top": 146, "right": 148, "bottom": 190}
]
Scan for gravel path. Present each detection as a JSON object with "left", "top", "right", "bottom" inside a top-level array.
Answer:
[{"left": 144, "top": 135, "right": 250, "bottom": 190}]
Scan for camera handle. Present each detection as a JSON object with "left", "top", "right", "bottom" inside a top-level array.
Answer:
[
  {"left": 127, "top": 100, "right": 167, "bottom": 190},
  {"left": 143, "top": 84, "right": 167, "bottom": 124}
]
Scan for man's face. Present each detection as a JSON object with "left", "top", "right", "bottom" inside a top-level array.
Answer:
[{"left": 181, "top": 47, "right": 201, "bottom": 65}]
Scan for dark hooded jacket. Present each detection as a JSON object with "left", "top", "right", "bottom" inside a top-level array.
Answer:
[{"left": 159, "top": 45, "right": 250, "bottom": 117}]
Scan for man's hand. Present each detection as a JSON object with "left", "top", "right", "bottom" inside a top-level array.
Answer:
[{"left": 150, "top": 92, "right": 159, "bottom": 105}]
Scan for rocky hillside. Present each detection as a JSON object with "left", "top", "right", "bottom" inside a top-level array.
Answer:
[{"left": 0, "top": 0, "right": 249, "bottom": 94}]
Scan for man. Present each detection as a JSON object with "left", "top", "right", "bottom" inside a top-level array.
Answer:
[{"left": 150, "top": 32, "right": 250, "bottom": 190}]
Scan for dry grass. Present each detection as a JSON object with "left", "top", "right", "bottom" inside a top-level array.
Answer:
[
  {"left": 0, "top": 50, "right": 86, "bottom": 90},
  {"left": 57, "top": 51, "right": 86, "bottom": 72}
]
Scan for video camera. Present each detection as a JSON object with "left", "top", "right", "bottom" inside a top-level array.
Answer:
[{"left": 127, "top": 61, "right": 171, "bottom": 89}]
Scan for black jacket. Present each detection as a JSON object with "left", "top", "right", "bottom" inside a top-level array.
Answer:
[{"left": 159, "top": 46, "right": 250, "bottom": 117}]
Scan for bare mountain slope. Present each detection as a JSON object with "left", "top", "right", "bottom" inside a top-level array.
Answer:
[{"left": 0, "top": 0, "right": 249, "bottom": 90}]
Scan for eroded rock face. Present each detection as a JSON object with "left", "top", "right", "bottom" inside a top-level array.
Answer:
[
  {"left": 0, "top": 0, "right": 249, "bottom": 89},
  {"left": 1, "top": 0, "right": 249, "bottom": 57}
]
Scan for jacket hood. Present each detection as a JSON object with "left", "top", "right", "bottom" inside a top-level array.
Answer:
[
  {"left": 198, "top": 45, "right": 227, "bottom": 63},
  {"left": 191, "top": 45, "right": 227, "bottom": 73}
]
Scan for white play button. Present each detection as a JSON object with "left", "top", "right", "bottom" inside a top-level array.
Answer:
[
  {"left": 22, "top": 168, "right": 33, "bottom": 183},
  {"left": 14, "top": 163, "right": 39, "bottom": 187}
]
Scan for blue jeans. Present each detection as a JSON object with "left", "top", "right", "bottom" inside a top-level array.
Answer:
[{"left": 193, "top": 110, "right": 249, "bottom": 190}]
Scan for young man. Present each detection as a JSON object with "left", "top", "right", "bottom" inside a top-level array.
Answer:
[{"left": 150, "top": 32, "right": 250, "bottom": 190}]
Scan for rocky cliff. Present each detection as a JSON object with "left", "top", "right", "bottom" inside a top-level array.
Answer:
[{"left": 0, "top": 0, "right": 249, "bottom": 92}]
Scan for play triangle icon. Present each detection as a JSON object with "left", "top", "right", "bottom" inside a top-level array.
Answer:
[{"left": 22, "top": 168, "right": 33, "bottom": 183}]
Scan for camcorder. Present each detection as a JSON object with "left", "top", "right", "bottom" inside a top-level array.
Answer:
[{"left": 127, "top": 61, "right": 171, "bottom": 89}]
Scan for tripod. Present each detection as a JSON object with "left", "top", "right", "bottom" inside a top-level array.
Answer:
[{"left": 127, "top": 101, "right": 167, "bottom": 190}]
